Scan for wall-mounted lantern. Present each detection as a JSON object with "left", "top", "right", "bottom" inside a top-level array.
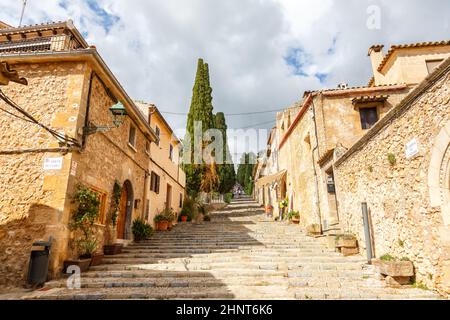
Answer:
[{"left": 84, "top": 102, "right": 128, "bottom": 136}]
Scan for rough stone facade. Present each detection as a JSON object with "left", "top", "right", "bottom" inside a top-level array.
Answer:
[
  {"left": 0, "top": 54, "right": 156, "bottom": 287},
  {"left": 0, "top": 62, "right": 82, "bottom": 287},
  {"left": 334, "top": 59, "right": 450, "bottom": 295}
]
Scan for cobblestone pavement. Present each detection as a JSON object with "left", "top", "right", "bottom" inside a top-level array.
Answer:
[{"left": 5, "top": 197, "right": 443, "bottom": 300}]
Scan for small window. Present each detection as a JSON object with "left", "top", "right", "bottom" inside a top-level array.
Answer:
[
  {"left": 155, "top": 126, "right": 160, "bottom": 146},
  {"left": 426, "top": 59, "right": 444, "bottom": 74},
  {"left": 150, "top": 171, "right": 160, "bottom": 194},
  {"left": 179, "top": 194, "right": 183, "bottom": 208},
  {"left": 359, "top": 107, "right": 378, "bottom": 130},
  {"left": 169, "top": 144, "right": 174, "bottom": 161},
  {"left": 145, "top": 141, "right": 150, "bottom": 154},
  {"left": 128, "top": 125, "right": 136, "bottom": 147},
  {"left": 88, "top": 189, "right": 107, "bottom": 225}
]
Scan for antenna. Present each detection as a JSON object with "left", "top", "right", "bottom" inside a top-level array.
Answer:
[{"left": 19, "top": 0, "right": 27, "bottom": 27}]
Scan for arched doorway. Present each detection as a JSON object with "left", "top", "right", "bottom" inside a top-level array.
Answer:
[{"left": 117, "top": 180, "right": 134, "bottom": 240}]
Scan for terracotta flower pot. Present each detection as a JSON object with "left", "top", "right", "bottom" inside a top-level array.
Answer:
[
  {"left": 181, "top": 216, "right": 188, "bottom": 223},
  {"left": 90, "top": 253, "right": 104, "bottom": 266},
  {"left": 291, "top": 218, "right": 300, "bottom": 225},
  {"left": 64, "top": 259, "right": 91, "bottom": 273},
  {"left": 157, "top": 221, "right": 169, "bottom": 231}
]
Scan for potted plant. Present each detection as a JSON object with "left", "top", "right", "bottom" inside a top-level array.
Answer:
[
  {"left": 104, "top": 181, "right": 123, "bottom": 256},
  {"left": 180, "top": 210, "right": 189, "bottom": 223},
  {"left": 288, "top": 211, "right": 300, "bottom": 224},
  {"left": 132, "top": 218, "right": 153, "bottom": 242},
  {"left": 66, "top": 186, "right": 101, "bottom": 272},
  {"left": 372, "top": 255, "right": 414, "bottom": 287},
  {"left": 154, "top": 214, "right": 169, "bottom": 231}
]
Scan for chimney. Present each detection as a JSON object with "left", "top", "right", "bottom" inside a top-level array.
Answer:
[{"left": 368, "top": 45, "right": 385, "bottom": 85}]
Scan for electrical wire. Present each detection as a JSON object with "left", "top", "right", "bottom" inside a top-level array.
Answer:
[
  {"left": 160, "top": 108, "right": 285, "bottom": 116},
  {"left": 0, "top": 89, "right": 80, "bottom": 147}
]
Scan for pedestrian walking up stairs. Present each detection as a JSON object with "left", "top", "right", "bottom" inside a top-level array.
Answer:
[{"left": 22, "top": 197, "right": 440, "bottom": 300}]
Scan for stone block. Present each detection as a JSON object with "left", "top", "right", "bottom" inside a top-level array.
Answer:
[
  {"left": 372, "top": 259, "right": 414, "bottom": 277},
  {"left": 341, "top": 247, "right": 359, "bottom": 256},
  {"left": 385, "top": 276, "right": 411, "bottom": 288}
]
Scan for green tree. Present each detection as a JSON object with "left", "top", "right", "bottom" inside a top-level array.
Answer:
[
  {"left": 214, "top": 112, "right": 236, "bottom": 193},
  {"left": 184, "top": 58, "right": 218, "bottom": 198},
  {"left": 236, "top": 152, "right": 256, "bottom": 195}
]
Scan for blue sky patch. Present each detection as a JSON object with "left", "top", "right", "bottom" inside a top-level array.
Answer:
[
  {"left": 284, "top": 47, "right": 310, "bottom": 77},
  {"left": 315, "top": 72, "right": 328, "bottom": 83},
  {"left": 86, "top": 0, "right": 120, "bottom": 33}
]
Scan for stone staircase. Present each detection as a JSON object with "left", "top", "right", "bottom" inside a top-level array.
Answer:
[{"left": 21, "top": 197, "right": 440, "bottom": 300}]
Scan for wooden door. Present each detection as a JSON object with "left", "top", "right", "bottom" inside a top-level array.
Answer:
[
  {"left": 166, "top": 184, "right": 172, "bottom": 209},
  {"left": 117, "top": 185, "right": 128, "bottom": 239}
]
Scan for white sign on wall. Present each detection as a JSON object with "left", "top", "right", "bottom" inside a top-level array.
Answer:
[
  {"left": 70, "top": 161, "right": 78, "bottom": 176},
  {"left": 405, "top": 138, "right": 419, "bottom": 159},
  {"left": 43, "top": 157, "right": 63, "bottom": 171}
]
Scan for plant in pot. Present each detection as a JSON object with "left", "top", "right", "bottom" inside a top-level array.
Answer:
[
  {"left": 66, "top": 186, "right": 101, "bottom": 273},
  {"left": 288, "top": 211, "right": 301, "bottom": 224},
  {"left": 163, "top": 208, "right": 176, "bottom": 230},
  {"left": 132, "top": 218, "right": 153, "bottom": 242},
  {"left": 154, "top": 213, "right": 169, "bottom": 231},
  {"left": 180, "top": 209, "right": 189, "bottom": 223},
  {"left": 104, "top": 180, "right": 123, "bottom": 256}
]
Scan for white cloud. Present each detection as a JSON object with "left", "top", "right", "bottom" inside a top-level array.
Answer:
[{"left": 1, "top": 0, "right": 449, "bottom": 162}]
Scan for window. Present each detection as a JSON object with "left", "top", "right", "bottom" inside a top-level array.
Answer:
[
  {"left": 359, "top": 107, "right": 378, "bottom": 130},
  {"left": 145, "top": 141, "right": 150, "bottom": 155},
  {"left": 179, "top": 194, "right": 183, "bottom": 208},
  {"left": 426, "top": 59, "right": 444, "bottom": 74},
  {"left": 150, "top": 171, "right": 160, "bottom": 194},
  {"left": 169, "top": 144, "right": 174, "bottom": 161},
  {"left": 155, "top": 126, "right": 160, "bottom": 146},
  {"left": 128, "top": 125, "right": 136, "bottom": 147}
]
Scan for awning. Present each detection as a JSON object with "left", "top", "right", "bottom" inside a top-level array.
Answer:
[{"left": 255, "top": 170, "right": 287, "bottom": 188}]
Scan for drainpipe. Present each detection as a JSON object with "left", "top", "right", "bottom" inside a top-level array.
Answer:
[
  {"left": 362, "top": 202, "right": 374, "bottom": 263},
  {"left": 81, "top": 71, "right": 95, "bottom": 149},
  {"left": 311, "top": 95, "right": 323, "bottom": 232},
  {"left": 142, "top": 171, "right": 149, "bottom": 221}
]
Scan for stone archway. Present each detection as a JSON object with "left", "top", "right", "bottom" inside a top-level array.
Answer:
[
  {"left": 428, "top": 120, "right": 450, "bottom": 294},
  {"left": 428, "top": 120, "right": 450, "bottom": 225}
]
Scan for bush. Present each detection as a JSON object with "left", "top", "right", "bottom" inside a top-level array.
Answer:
[
  {"left": 132, "top": 218, "right": 153, "bottom": 241},
  {"left": 224, "top": 193, "right": 232, "bottom": 204},
  {"left": 154, "top": 214, "right": 169, "bottom": 223}
]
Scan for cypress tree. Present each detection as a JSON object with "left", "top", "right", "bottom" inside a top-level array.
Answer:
[
  {"left": 215, "top": 112, "right": 236, "bottom": 193},
  {"left": 184, "top": 58, "right": 218, "bottom": 198}
]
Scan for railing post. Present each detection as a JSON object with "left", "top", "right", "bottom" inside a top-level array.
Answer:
[{"left": 362, "top": 202, "right": 373, "bottom": 264}]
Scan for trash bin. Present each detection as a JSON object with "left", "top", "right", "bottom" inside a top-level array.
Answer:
[{"left": 27, "top": 237, "right": 53, "bottom": 287}]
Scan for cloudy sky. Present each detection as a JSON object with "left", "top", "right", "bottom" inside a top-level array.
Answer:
[{"left": 1, "top": 0, "right": 449, "bottom": 161}]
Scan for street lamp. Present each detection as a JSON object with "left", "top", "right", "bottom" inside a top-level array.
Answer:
[{"left": 84, "top": 102, "right": 128, "bottom": 136}]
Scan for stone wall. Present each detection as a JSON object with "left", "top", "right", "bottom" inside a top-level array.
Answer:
[
  {"left": 334, "top": 63, "right": 450, "bottom": 294},
  {"left": 0, "top": 62, "right": 83, "bottom": 287}
]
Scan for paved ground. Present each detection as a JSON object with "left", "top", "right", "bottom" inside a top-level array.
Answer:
[{"left": 2, "top": 197, "right": 442, "bottom": 300}]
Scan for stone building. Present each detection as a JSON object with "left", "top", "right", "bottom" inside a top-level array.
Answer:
[
  {"left": 0, "top": 20, "right": 159, "bottom": 287},
  {"left": 334, "top": 56, "right": 450, "bottom": 295},
  {"left": 255, "top": 41, "right": 450, "bottom": 234},
  {"left": 135, "top": 102, "right": 186, "bottom": 226}
]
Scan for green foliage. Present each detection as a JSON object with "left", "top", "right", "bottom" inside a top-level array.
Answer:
[
  {"left": 154, "top": 214, "right": 170, "bottom": 223},
  {"left": 237, "top": 153, "right": 256, "bottom": 195},
  {"left": 412, "top": 281, "right": 430, "bottom": 291},
  {"left": 279, "top": 198, "right": 289, "bottom": 209},
  {"left": 185, "top": 58, "right": 217, "bottom": 197},
  {"left": 380, "top": 254, "right": 396, "bottom": 261},
  {"left": 387, "top": 153, "right": 397, "bottom": 166},
  {"left": 401, "top": 257, "right": 411, "bottom": 262},
  {"left": 288, "top": 211, "right": 300, "bottom": 220},
  {"left": 70, "top": 185, "right": 100, "bottom": 258},
  {"left": 398, "top": 239, "right": 405, "bottom": 247},
  {"left": 132, "top": 218, "right": 153, "bottom": 241},
  {"left": 224, "top": 193, "right": 232, "bottom": 204},
  {"left": 111, "top": 180, "right": 122, "bottom": 227}
]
